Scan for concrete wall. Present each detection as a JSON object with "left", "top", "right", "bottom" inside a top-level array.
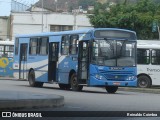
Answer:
[
  {"left": 11, "top": 12, "right": 93, "bottom": 40},
  {"left": 0, "top": 17, "right": 10, "bottom": 41}
]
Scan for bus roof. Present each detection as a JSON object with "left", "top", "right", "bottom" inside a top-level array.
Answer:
[
  {"left": 137, "top": 40, "right": 160, "bottom": 49},
  {"left": 0, "top": 41, "right": 14, "bottom": 45},
  {"left": 15, "top": 28, "right": 136, "bottom": 38},
  {"left": 138, "top": 40, "right": 160, "bottom": 45}
]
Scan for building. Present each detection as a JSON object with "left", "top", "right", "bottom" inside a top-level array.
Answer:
[
  {"left": 10, "top": 12, "right": 92, "bottom": 40},
  {"left": 9, "top": 0, "right": 94, "bottom": 40},
  {"left": 0, "top": 16, "right": 11, "bottom": 41}
]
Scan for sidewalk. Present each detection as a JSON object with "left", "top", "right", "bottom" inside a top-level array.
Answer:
[
  {"left": 119, "top": 86, "right": 160, "bottom": 94},
  {"left": 0, "top": 76, "right": 17, "bottom": 80},
  {"left": 0, "top": 90, "right": 64, "bottom": 110}
]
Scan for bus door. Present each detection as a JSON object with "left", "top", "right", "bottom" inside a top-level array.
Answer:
[
  {"left": 48, "top": 42, "right": 59, "bottom": 82},
  {"left": 19, "top": 43, "right": 28, "bottom": 80},
  {"left": 78, "top": 41, "right": 89, "bottom": 84}
]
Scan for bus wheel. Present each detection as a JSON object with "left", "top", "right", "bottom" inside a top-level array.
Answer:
[
  {"left": 138, "top": 75, "right": 151, "bottom": 88},
  {"left": 70, "top": 74, "right": 83, "bottom": 91},
  {"left": 36, "top": 82, "right": 44, "bottom": 87},
  {"left": 59, "top": 84, "right": 71, "bottom": 90},
  {"left": 28, "top": 70, "right": 43, "bottom": 87},
  {"left": 105, "top": 86, "right": 118, "bottom": 93}
]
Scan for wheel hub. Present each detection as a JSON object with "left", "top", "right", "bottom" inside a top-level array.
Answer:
[
  {"left": 72, "top": 78, "right": 77, "bottom": 86},
  {"left": 140, "top": 80, "right": 147, "bottom": 87}
]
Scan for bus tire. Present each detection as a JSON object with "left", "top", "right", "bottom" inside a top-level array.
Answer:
[
  {"left": 137, "top": 75, "right": 151, "bottom": 88},
  {"left": 59, "top": 84, "right": 71, "bottom": 90},
  {"left": 70, "top": 73, "right": 83, "bottom": 91},
  {"left": 36, "top": 82, "right": 44, "bottom": 87},
  {"left": 105, "top": 86, "right": 118, "bottom": 93},
  {"left": 28, "top": 70, "right": 43, "bottom": 87}
]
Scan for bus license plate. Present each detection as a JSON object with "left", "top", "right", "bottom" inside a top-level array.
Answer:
[{"left": 113, "top": 82, "right": 120, "bottom": 85}]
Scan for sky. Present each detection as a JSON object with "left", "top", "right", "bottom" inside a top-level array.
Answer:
[
  {"left": 0, "top": 0, "right": 11, "bottom": 16},
  {"left": 0, "top": 0, "right": 38, "bottom": 16}
]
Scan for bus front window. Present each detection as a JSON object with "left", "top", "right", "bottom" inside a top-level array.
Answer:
[{"left": 92, "top": 40, "right": 136, "bottom": 67}]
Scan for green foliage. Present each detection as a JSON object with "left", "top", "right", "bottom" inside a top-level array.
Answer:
[{"left": 88, "top": 0, "right": 160, "bottom": 39}]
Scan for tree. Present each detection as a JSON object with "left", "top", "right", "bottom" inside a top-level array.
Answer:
[{"left": 88, "top": 0, "right": 160, "bottom": 39}]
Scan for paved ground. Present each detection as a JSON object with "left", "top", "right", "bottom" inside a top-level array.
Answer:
[
  {"left": 119, "top": 86, "right": 160, "bottom": 94},
  {"left": 0, "top": 77, "right": 64, "bottom": 110},
  {"left": 1, "top": 78, "right": 160, "bottom": 120},
  {"left": 1, "top": 77, "right": 160, "bottom": 110},
  {"left": 0, "top": 90, "right": 64, "bottom": 110}
]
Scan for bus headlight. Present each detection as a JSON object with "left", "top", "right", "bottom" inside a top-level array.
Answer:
[
  {"left": 94, "top": 74, "right": 106, "bottom": 80},
  {"left": 126, "top": 76, "right": 136, "bottom": 80}
]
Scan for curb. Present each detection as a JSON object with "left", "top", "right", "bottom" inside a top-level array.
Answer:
[
  {"left": 0, "top": 91, "right": 64, "bottom": 110},
  {"left": 119, "top": 87, "right": 160, "bottom": 94},
  {"left": 0, "top": 77, "right": 17, "bottom": 81}
]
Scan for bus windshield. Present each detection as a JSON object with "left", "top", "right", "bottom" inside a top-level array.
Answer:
[{"left": 92, "top": 39, "right": 136, "bottom": 67}]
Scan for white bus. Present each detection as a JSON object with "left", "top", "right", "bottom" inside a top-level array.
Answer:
[
  {"left": 137, "top": 40, "right": 160, "bottom": 88},
  {"left": 0, "top": 41, "right": 14, "bottom": 77}
]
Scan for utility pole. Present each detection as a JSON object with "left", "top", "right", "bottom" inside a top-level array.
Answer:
[
  {"left": 158, "top": 26, "right": 160, "bottom": 40},
  {"left": 73, "top": 11, "right": 77, "bottom": 30},
  {"left": 41, "top": 0, "right": 44, "bottom": 32},
  {"left": 55, "top": 0, "right": 57, "bottom": 12}
]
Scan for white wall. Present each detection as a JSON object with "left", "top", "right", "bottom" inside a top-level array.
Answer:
[
  {"left": 0, "top": 17, "right": 8, "bottom": 40},
  {"left": 11, "top": 12, "right": 93, "bottom": 40}
]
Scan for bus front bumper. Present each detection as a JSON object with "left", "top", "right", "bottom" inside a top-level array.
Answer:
[{"left": 89, "top": 76, "right": 137, "bottom": 87}]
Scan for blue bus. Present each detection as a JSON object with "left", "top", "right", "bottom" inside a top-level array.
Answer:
[
  {"left": 13, "top": 28, "right": 137, "bottom": 93},
  {"left": 0, "top": 41, "right": 14, "bottom": 77}
]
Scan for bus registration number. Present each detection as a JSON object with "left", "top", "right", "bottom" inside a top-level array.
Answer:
[{"left": 113, "top": 82, "right": 120, "bottom": 85}]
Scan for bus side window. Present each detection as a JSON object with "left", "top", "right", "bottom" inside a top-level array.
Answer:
[
  {"left": 82, "top": 42, "right": 87, "bottom": 58},
  {"left": 151, "top": 50, "right": 160, "bottom": 65},
  {"left": 61, "top": 35, "right": 69, "bottom": 55},
  {"left": 70, "top": 35, "right": 79, "bottom": 55},
  {"left": 29, "top": 38, "right": 38, "bottom": 55},
  {"left": 137, "top": 49, "right": 150, "bottom": 64},
  {"left": 5, "top": 45, "right": 14, "bottom": 58},
  {"left": 39, "top": 37, "right": 48, "bottom": 55},
  {"left": 0, "top": 46, "right": 4, "bottom": 57}
]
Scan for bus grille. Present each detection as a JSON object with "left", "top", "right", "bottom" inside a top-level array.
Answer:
[{"left": 99, "top": 70, "right": 133, "bottom": 81}]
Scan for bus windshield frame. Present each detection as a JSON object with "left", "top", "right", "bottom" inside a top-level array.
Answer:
[
  {"left": 94, "top": 30, "right": 136, "bottom": 40},
  {"left": 91, "top": 38, "right": 136, "bottom": 67}
]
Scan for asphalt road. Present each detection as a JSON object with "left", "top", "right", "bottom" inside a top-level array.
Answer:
[{"left": 0, "top": 79, "right": 160, "bottom": 120}]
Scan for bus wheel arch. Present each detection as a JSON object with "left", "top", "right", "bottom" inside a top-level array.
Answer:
[
  {"left": 69, "top": 70, "right": 83, "bottom": 91},
  {"left": 137, "top": 74, "right": 152, "bottom": 88},
  {"left": 58, "top": 70, "right": 75, "bottom": 90},
  {"left": 28, "top": 69, "right": 43, "bottom": 87},
  {"left": 69, "top": 70, "right": 76, "bottom": 84}
]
